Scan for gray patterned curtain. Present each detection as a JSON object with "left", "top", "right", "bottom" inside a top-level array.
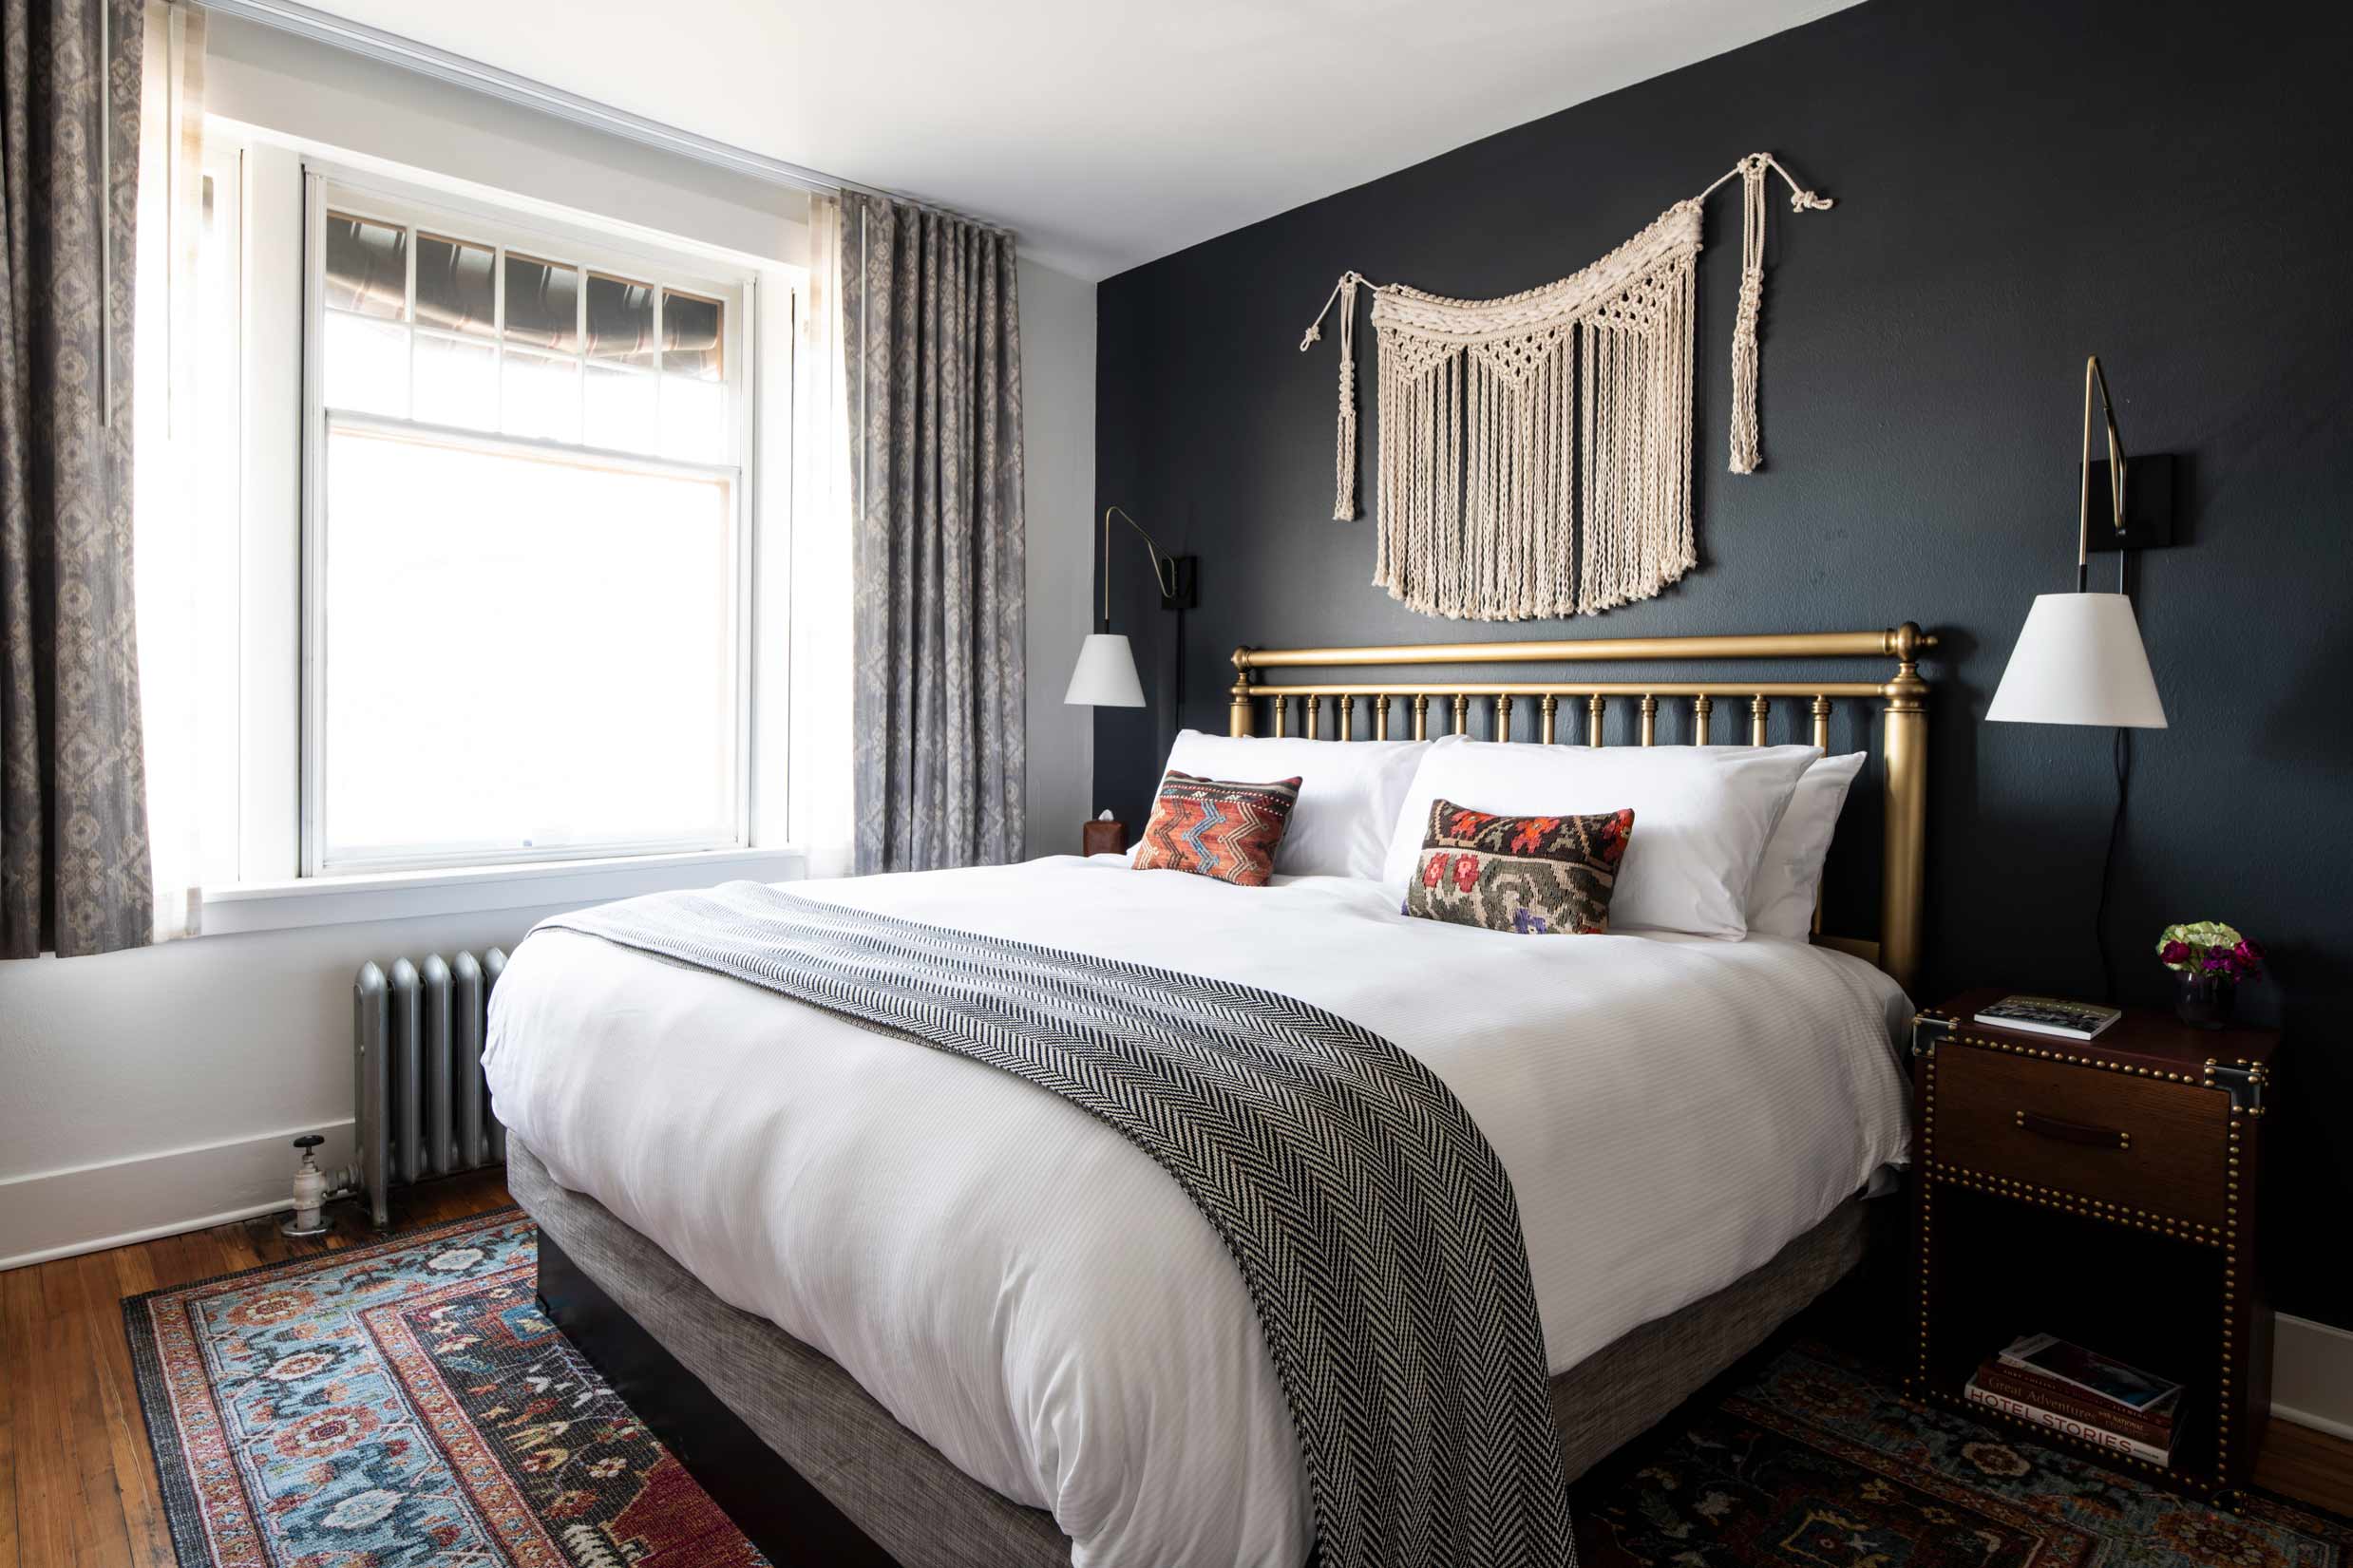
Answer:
[
  {"left": 2, "top": 0, "right": 153, "bottom": 955},
  {"left": 844, "top": 193, "right": 1025, "bottom": 874}
]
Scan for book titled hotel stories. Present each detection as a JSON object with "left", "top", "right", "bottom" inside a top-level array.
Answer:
[
  {"left": 1964, "top": 1335, "right": 2186, "bottom": 1467},
  {"left": 1964, "top": 1377, "right": 2177, "bottom": 1465},
  {"left": 1970, "top": 1361, "right": 2176, "bottom": 1446},
  {"left": 1970, "top": 994, "right": 2123, "bottom": 1041}
]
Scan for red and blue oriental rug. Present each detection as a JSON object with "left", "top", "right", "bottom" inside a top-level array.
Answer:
[
  {"left": 124, "top": 1210, "right": 761, "bottom": 1567},
  {"left": 125, "top": 1211, "right": 2350, "bottom": 1566}
]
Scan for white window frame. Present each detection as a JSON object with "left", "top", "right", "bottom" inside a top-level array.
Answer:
[{"left": 296, "top": 164, "right": 759, "bottom": 878}]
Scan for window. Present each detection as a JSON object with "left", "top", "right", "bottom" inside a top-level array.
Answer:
[{"left": 303, "top": 179, "right": 754, "bottom": 875}]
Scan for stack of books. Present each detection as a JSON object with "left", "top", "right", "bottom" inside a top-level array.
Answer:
[{"left": 1964, "top": 1332, "right": 2182, "bottom": 1465}]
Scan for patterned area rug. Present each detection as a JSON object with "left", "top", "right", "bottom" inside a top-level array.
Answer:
[
  {"left": 1579, "top": 1340, "right": 2352, "bottom": 1568},
  {"left": 124, "top": 1209, "right": 764, "bottom": 1567},
  {"left": 125, "top": 1212, "right": 2348, "bottom": 1567}
]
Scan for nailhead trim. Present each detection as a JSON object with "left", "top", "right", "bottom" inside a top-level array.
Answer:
[
  {"left": 1911, "top": 1014, "right": 2269, "bottom": 1494},
  {"left": 1924, "top": 1161, "right": 2224, "bottom": 1244}
]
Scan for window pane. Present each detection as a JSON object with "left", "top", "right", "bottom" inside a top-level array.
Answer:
[
  {"left": 661, "top": 289, "right": 722, "bottom": 379},
  {"left": 503, "top": 252, "right": 580, "bottom": 352},
  {"left": 323, "top": 215, "right": 407, "bottom": 319},
  {"left": 586, "top": 273, "right": 656, "bottom": 362},
  {"left": 502, "top": 350, "right": 579, "bottom": 444},
  {"left": 413, "top": 332, "right": 498, "bottom": 430},
  {"left": 415, "top": 233, "right": 495, "bottom": 337},
  {"left": 584, "top": 364, "right": 658, "bottom": 452},
  {"left": 321, "top": 424, "right": 734, "bottom": 861},
  {"left": 660, "top": 375, "right": 727, "bottom": 463},
  {"left": 322, "top": 311, "right": 409, "bottom": 417}
]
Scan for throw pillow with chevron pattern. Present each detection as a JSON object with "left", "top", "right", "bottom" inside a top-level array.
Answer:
[
  {"left": 1404, "top": 797, "right": 1634, "bottom": 935},
  {"left": 1133, "top": 770, "right": 1302, "bottom": 886}
]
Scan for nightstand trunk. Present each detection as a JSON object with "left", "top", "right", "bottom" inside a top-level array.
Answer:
[{"left": 1908, "top": 990, "right": 2277, "bottom": 1502}]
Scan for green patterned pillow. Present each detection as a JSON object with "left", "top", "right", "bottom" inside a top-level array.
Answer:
[{"left": 1402, "top": 799, "right": 1634, "bottom": 935}]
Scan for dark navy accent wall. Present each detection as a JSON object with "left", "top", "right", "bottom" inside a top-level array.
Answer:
[{"left": 1090, "top": 0, "right": 2353, "bottom": 1326}]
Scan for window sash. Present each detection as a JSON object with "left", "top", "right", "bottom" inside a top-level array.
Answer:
[{"left": 299, "top": 166, "right": 756, "bottom": 877}]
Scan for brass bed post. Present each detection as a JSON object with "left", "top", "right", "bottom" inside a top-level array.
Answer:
[
  {"left": 1229, "top": 650, "right": 1255, "bottom": 737},
  {"left": 1879, "top": 624, "right": 1931, "bottom": 994}
]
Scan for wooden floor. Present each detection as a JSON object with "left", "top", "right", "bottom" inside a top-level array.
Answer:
[
  {"left": 2, "top": 1173, "right": 2346, "bottom": 1567},
  {"left": 0, "top": 1171, "right": 514, "bottom": 1568}
]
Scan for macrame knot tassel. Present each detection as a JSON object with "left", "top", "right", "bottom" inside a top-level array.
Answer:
[
  {"left": 1727, "top": 155, "right": 1770, "bottom": 475},
  {"left": 1330, "top": 274, "right": 1360, "bottom": 520}
]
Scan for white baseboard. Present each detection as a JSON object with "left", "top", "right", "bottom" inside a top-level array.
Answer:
[
  {"left": 2274, "top": 1313, "right": 2353, "bottom": 1441},
  {"left": 0, "top": 1120, "right": 355, "bottom": 1271}
]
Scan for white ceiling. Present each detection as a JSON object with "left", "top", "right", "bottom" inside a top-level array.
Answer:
[{"left": 299, "top": 0, "right": 1863, "bottom": 280}]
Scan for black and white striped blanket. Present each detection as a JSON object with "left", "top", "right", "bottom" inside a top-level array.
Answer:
[{"left": 540, "top": 880, "right": 1575, "bottom": 1568}]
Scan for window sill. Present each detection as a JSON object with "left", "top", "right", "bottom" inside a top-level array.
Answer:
[{"left": 198, "top": 845, "right": 807, "bottom": 936}]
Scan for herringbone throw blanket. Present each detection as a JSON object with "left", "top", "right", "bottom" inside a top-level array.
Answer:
[{"left": 538, "top": 882, "right": 1576, "bottom": 1568}]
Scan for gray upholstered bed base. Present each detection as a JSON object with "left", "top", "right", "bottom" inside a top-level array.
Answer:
[{"left": 510, "top": 1136, "right": 1867, "bottom": 1568}]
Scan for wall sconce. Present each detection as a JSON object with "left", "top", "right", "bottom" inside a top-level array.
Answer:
[
  {"left": 1063, "top": 505, "right": 1197, "bottom": 853},
  {"left": 1985, "top": 355, "right": 2176, "bottom": 1000},
  {"left": 1062, "top": 505, "right": 1196, "bottom": 708}
]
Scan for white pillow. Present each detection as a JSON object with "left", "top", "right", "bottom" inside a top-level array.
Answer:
[
  {"left": 1380, "top": 736, "right": 1818, "bottom": 938},
  {"left": 1745, "top": 751, "right": 1867, "bottom": 940},
  {"left": 1143, "top": 730, "right": 1432, "bottom": 881}
]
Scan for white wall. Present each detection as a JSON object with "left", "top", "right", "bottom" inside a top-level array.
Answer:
[
  {"left": 203, "top": 14, "right": 811, "bottom": 263},
  {"left": 1018, "top": 258, "right": 1097, "bottom": 858},
  {"left": 0, "top": 24, "right": 1099, "bottom": 1269}
]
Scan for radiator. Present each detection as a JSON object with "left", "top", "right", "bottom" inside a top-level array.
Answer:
[{"left": 351, "top": 949, "right": 508, "bottom": 1228}]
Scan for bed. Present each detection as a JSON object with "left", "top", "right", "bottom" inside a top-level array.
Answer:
[{"left": 486, "top": 625, "right": 1937, "bottom": 1568}]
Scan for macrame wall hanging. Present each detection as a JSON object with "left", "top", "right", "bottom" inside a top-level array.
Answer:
[{"left": 1299, "top": 152, "right": 1833, "bottom": 620}]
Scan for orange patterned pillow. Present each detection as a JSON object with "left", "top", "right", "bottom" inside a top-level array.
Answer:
[{"left": 1133, "top": 771, "right": 1302, "bottom": 886}]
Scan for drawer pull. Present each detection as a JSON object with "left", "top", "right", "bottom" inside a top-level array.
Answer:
[{"left": 2015, "top": 1108, "right": 2131, "bottom": 1150}]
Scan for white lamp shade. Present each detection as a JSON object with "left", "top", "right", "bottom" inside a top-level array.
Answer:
[
  {"left": 1063, "top": 633, "right": 1147, "bottom": 708},
  {"left": 1985, "top": 592, "right": 2168, "bottom": 728}
]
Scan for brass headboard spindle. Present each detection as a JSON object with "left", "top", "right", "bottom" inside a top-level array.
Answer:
[
  {"left": 1224, "top": 626, "right": 1937, "bottom": 992},
  {"left": 1305, "top": 693, "right": 1321, "bottom": 739},
  {"left": 1338, "top": 694, "right": 1355, "bottom": 741}
]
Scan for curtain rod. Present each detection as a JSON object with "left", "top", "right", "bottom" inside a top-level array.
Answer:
[{"left": 198, "top": 0, "right": 1013, "bottom": 234}]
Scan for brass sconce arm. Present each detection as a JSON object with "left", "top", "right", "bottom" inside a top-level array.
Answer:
[{"left": 1100, "top": 505, "right": 1179, "bottom": 631}]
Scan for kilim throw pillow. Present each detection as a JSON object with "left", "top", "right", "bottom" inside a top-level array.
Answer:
[
  {"left": 1402, "top": 798, "right": 1634, "bottom": 935},
  {"left": 1133, "top": 770, "right": 1302, "bottom": 886}
]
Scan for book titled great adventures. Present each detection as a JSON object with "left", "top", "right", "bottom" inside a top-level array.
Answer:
[{"left": 1972, "top": 994, "right": 2123, "bottom": 1041}]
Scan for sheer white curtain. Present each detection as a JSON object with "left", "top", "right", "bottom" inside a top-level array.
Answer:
[
  {"left": 787, "top": 193, "right": 855, "bottom": 875},
  {"left": 132, "top": 0, "right": 212, "bottom": 938}
]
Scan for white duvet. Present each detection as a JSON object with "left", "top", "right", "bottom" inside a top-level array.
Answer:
[{"left": 485, "top": 857, "right": 1911, "bottom": 1568}]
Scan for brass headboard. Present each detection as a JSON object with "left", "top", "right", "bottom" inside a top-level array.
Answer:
[{"left": 1226, "top": 625, "right": 1934, "bottom": 992}]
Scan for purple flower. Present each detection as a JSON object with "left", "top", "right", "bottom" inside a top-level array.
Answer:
[
  {"left": 2160, "top": 940, "right": 2191, "bottom": 965},
  {"left": 2201, "top": 955, "right": 2229, "bottom": 973}
]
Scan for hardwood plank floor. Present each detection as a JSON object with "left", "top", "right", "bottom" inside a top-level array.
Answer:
[
  {"left": 1, "top": 1171, "right": 511, "bottom": 1568},
  {"left": 1, "top": 1170, "right": 2344, "bottom": 1565}
]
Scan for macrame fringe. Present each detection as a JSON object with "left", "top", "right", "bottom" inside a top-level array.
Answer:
[{"left": 1300, "top": 151, "right": 1831, "bottom": 620}]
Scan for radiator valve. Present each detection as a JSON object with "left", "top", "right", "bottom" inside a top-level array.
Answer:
[{"left": 282, "top": 1135, "right": 332, "bottom": 1238}]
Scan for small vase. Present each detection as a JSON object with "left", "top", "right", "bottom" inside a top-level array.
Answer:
[{"left": 2173, "top": 970, "right": 2235, "bottom": 1030}]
